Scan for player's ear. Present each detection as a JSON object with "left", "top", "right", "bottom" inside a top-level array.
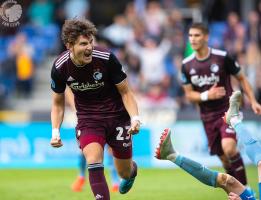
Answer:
[
  {"left": 66, "top": 43, "right": 72, "bottom": 50},
  {"left": 204, "top": 34, "right": 209, "bottom": 43}
]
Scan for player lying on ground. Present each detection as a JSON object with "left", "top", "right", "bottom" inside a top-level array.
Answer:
[
  {"left": 155, "top": 128, "right": 256, "bottom": 200},
  {"left": 224, "top": 91, "right": 261, "bottom": 200}
]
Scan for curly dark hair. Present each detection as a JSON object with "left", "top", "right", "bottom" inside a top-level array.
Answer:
[{"left": 61, "top": 19, "right": 97, "bottom": 46}]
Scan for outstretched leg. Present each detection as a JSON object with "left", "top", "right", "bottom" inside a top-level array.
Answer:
[
  {"left": 155, "top": 128, "right": 256, "bottom": 200},
  {"left": 225, "top": 91, "right": 261, "bottom": 199},
  {"left": 225, "top": 90, "right": 261, "bottom": 166}
]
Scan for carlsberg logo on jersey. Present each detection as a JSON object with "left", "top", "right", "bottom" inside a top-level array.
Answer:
[
  {"left": 69, "top": 81, "right": 104, "bottom": 91},
  {"left": 191, "top": 73, "right": 219, "bottom": 87}
]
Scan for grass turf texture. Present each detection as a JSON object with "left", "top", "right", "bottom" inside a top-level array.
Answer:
[{"left": 0, "top": 166, "right": 258, "bottom": 200}]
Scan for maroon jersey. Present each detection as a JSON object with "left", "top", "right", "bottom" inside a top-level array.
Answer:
[
  {"left": 51, "top": 47, "right": 128, "bottom": 128},
  {"left": 181, "top": 48, "right": 241, "bottom": 122}
]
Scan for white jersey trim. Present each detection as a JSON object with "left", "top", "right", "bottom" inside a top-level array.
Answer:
[
  {"left": 182, "top": 53, "right": 195, "bottom": 64},
  {"left": 211, "top": 48, "right": 227, "bottom": 57},
  {"left": 55, "top": 52, "right": 70, "bottom": 68},
  {"left": 92, "top": 54, "right": 110, "bottom": 60},
  {"left": 93, "top": 49, "right": 110, "bottom": 55},
  {"left": 56, "top": 56, "right": 69, "bottom": 69},
  {"left": 92, "top": 52, "right": 110, "bottom": 57},
  {"left": 55, "top": 52, "right": 69, "bottom": 65}
]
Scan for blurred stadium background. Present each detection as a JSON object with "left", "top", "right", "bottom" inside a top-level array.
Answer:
[{"left": 0, "top": 0, "right": 260, "bottom": 199}]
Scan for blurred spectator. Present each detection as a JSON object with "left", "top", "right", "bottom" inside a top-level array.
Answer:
[
  {"left": 125, "top": 53, "right": 142, "bottom": 94},
  {"left": 102, "top": 15, "right": 133, "bottom": 47},
  {"left": 256, "top": 67, "right": 261, "bottom": 104},
  {"left": 223, "top": 12, "right": 246, "bottom": 58},
  {"left": 139, "top": 82, "right": 178, "bottom": 124},
  {"left": 143, "top": 1, "right": 167, "bottom": 37},
  {"left": 124, "top": 2, "right": 140, "bottom": 25},
  {"left": 64, "top": 0, "right": 90, "bottom": 19},
  {"left": 9, "top": 33, "right": 34, "bottom": 97},
  {"left": 0, "top": 42, "right": 17, "bottom": 103},
  {"left": 257, "top": 0, "right": 261, "bottom": 49},
  {"left": 245, "top": 8, "right": 261, "bottom": 103},
  {"left": 246, "top": 42, "right": 261, "bottom": 89},
  {"left": 161, "top": 0, "right": 187, "bottom": 10},
  {"left": 134, "top": 0, "right": 147, "bottom": 16},
  {"left": 163, "top": 9, "right": 185, "bottom": 56},
  {"left": 131, "top": 19, "right": 147, "bottom": 44},
  {"left": 202, "top": 0, "right": 227, "bottom": 22},
  {"left": 28, "top": 0, "right": 54, "bottom": 27},
  {"left": 166, "top": 54, "right": 185, "bottom": 106},
  {"left": 127, "top": 35, "right": 171, "bottom": 91},
  {"left": 246, "top": 10, "right": 260, "bottom": 44}
]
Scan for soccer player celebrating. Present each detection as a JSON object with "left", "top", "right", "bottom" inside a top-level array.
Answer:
[
  {"left": 50, "top": 19, "right": 141, "bottom": 200},
  {"left": 224, "top": 91, "right": 261, "bottom": 200},
  {"left": 181, "top": 22, "right": 261, "bottom": 186},
  {"left": 155, "top": 128, "right": 256, "bottom": 200}
]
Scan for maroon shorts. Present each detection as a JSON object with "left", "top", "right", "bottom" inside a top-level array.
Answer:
[
  {"left": 202, "top": 117, "right": 237, "bottom": 156},
  {"left": 75, "top": 115, "right": 132, "bottom": 159}
]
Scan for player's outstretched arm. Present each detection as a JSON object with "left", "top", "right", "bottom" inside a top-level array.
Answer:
[
  {"left": 116, "top": 79, "right": 141, "bottom": 134},
  {"left": 50, "top": 92, "right": 65, "bottom": 148}
]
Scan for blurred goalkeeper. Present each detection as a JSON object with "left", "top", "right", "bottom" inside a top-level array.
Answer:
[{"left": 50, "top": 18, "right": 141, "bottom": 200}]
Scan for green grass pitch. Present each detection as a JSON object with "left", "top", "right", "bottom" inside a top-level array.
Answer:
[{"left": 0, "top": 166, "right": 258, "bottom": 200}]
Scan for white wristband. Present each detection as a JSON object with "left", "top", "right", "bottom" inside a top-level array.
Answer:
[
  {"left": 52, "top": 128, "right": 60, "bottom": 138},
  {"left": 131, "top": 115, "right": 141, "bottom": 123},
  {"left": 200, "top": 91, "right": 209, "bottom": 101}
]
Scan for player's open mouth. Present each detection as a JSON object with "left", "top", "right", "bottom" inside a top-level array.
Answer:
[{"left": 84, "top": 51, "right": 92, "bottom": 58}]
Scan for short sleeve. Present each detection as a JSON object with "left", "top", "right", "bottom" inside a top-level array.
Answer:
[
  {"left": 108, "top": 53, "right": 127, "bottom": 84},
  {"left": 224, "top": 55, "right": 241, "bottom": 75},
  {"left": 181, "top": 64, "right": 190, "bottom": 85},
  {"left": 51, "top": 65, "right": 66, "bottom": 93}
]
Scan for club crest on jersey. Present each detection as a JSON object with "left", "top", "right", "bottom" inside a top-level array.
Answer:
[
  {"left": 93, "top": 71, "right": 102, "bottom": 80},
  {"left": 210, "top": 63, "right": 219, "bottom": 73}
]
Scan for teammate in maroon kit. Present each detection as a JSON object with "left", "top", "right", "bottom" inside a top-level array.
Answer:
[
  {"left": 181, "top": 23, "right": 261, "bottom": 186},
  {"left": 50, "top": 19, "right": 141, "bottom": 200}
]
